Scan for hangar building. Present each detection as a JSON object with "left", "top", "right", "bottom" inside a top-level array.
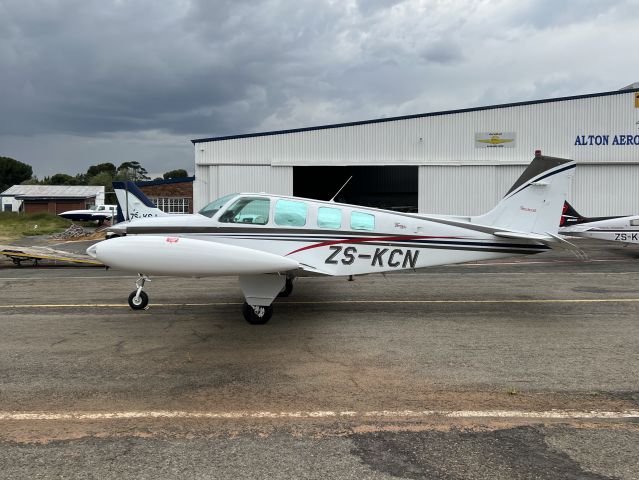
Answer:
[
  {"left": 135, "top": 176, "right": 194, "bottom": 214},
  {"left": 192, "top": 86, "right": 639, "bottom": 216},
  {"left": 1, "top": 185, "right": 105, "bottom": 214}
]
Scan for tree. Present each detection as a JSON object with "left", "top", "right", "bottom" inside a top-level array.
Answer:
[
  {"left": 88, "top": 171, "right": 117, "bottom": 204},
  {"left": 21, "top": 176, "right": 41, "bottom": 185},
  {"left": 87, "top": 163, "right": 117, "bottom": 178},
  {"left": 118, "top": 161, "right": 150, "bottom": 181},
  {"left": 0, "top": 156, "right": 33, "bottom": 192},
  {"left": 163, "top": 169, "right": 188, "bottom": 179},
  {"left": 48, "top": 173, "right": 78, "bottom": 185}
]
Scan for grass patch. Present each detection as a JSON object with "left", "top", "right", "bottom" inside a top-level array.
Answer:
[{"left": 0, "top": 212, "right": 73, "bottom": 240}]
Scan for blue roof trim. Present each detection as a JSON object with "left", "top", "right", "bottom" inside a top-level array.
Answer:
[
  {"left": 134, "top": 176, "right": 194, "bottom": 187},
  {"left": 191, "top": 87, "right": 639, "bottom": 144}
]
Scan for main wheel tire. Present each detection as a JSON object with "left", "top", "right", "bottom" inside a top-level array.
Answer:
[
  {"left": 242, "top": 302, "right": 273, "bottom": 324},
  {"left": 277, "top": 278, "right": 294, "bottom": 298},
  {"left": 128, "top": 290, "right": 149, "bottom": 310}
]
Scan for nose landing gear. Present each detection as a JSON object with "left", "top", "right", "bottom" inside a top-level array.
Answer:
[{"left": 128, "top": 274, "right": 150, "bottom": 310}]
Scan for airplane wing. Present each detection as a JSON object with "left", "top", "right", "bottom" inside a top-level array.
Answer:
[
  {"left": 559, "top": 225, "right": 593, "bottom": 233},
  {"left": 296, "top": 262, "right": 333, "bottom": 276},
  {"left": 413, "top": 214, "right": 556, "bottom": 243},
  {"left": 87, "top": 236, "right": 300, "bottom": 276}
]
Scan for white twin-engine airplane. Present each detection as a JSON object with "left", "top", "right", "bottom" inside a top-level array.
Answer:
[
  {"left": 559, "top": 202, "right": 639, "bottom": 245},
  {"left": 88, "top": 153, "right": 576, "bottom": 324}
]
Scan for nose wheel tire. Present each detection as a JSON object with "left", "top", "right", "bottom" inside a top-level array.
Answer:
[
  {"left": 242, "top": 302, "right": 273, "bottom": 324},
  {"left": 128, "top": 290, "right": 149, "bottom": 310}
]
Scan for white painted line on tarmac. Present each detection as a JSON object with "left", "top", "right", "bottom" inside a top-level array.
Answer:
[
  {"left": 2, "top": 298, "right": 639, "bottom": 308},
  {"left": 0, "top": 409, "right": 637, "bottom": 421}
]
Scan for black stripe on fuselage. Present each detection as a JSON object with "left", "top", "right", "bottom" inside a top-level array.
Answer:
[
  {"left": 126, "top": 226, "right": 394, "bottom": 236},
  {"left": 215, "top": 235, "right": 549, "bottom": 251},
  {"left": 124, "top": 228, "right": 548, "bottom": 255}
]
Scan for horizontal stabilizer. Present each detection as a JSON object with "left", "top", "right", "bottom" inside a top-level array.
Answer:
[{"left": 493, "top": 231, "right": 554, "bottom": 242}]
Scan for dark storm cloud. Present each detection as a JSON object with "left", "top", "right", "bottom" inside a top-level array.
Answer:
[{"left": 0, "top": 0, "right": 638, "bottom": 177}]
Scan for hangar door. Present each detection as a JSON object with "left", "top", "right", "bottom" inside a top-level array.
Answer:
[{"left": 293, "top": 166, "right": 418, "bottom": 212}]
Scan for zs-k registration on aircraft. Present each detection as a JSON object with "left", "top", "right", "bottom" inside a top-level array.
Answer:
[{"left": 88, "top": 153, "right": 576, "bottom": 324}]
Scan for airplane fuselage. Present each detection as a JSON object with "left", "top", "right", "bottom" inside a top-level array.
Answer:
[
  {"left": 560, "top": 215, "right": 639, "bottom": 244},
  {"left": 101, "top": 194, "right": 548, "bottom": 277}
]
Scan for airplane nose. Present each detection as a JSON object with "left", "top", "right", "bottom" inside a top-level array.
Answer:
[{"left": 86, "top": 244, "right": 98, "bottom": 258}]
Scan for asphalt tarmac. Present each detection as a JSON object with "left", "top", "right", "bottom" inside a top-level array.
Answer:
[{"left": 0, "top": 239, "right": 638, "bottom": 479}]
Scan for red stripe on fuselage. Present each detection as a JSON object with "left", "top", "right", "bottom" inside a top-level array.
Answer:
[{"left": 285, "top": 235, "right": 464, "bottom": 256}]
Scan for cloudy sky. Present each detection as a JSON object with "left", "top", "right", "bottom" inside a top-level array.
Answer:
[{"left": 1, "top": 0, "right": 638, "bottom": 178}]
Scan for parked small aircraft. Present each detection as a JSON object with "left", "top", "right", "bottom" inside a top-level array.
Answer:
[
  {"left": 112, "top": 181, "right": 168, "bottom": 223},
  {"left": 559, "top": 202, "right": 639, "bottom": 244},
  {"left": 59, "top": 204, "right": 117, "bottom": 224},
  {"left": 88, "top": 153, "right": 576, "bottom": 324}
]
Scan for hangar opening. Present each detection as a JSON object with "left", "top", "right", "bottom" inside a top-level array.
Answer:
[{"left": 293, "top": 166, "right": 418, "bottom": 212}]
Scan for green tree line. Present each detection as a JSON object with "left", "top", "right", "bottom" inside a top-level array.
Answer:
[{"left": 1, "top": 157, "right": 190, "bottom": 202}]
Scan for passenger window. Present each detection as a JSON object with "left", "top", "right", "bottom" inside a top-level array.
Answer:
[
  {"left": 219, "top": 197, "right": 270, "bottom": 225},
  {"left": 630, "top": 219, "right": 639, "bottom": 226},
  {"left": 275, "top": 199, "right": 307, "bottom": 227},
  {"left": 351, "top": 211, "right": 375, "bottom": 231},
  {"left": 318, "top": 207, "right": 342, "bottom": 229}
]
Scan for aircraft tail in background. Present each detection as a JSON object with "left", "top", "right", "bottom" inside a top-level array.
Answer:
[{"left": 112, "top": 181, "right": 169, "bottom": 222}]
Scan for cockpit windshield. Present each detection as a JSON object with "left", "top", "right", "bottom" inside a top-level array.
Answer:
[{"left": 198, "top": 193, "right": 238, "bottom": 218}]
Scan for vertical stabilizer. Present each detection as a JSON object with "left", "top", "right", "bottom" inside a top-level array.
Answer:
[
  {"left": 472, "top": 154, "right": 575, "bottom": 235},
  {"left": 112, "top": 181, "right": 169, "bottom": 220}
]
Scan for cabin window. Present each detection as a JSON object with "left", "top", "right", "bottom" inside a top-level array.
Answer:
[
  {"left": 351, "top": 211, "right": 375, "bottom": 231},
  {"left": 275, "top": 199, "right": 307, "bottom": 227},
  {"left": 630, "top": 219, "right": 639, "bottom": 226},
  {"left": 198, "top": 193, "right": 237, "bottom": 218},
  {"left": 219, "top": 197, "right": 270, "bottom": 225},
  {"left": 317, "top": 207, "right": 342, "bottom": 229}
]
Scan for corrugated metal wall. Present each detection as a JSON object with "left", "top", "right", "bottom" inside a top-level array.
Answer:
[
  {"left": 418, "top": 164, "right": 639, "bottom": 217},
  {"left": 194, "top": 165, "right": 292, "bottom": 209},
  {"left": 194, "top": 89, "right": 639, "bottom": 213},
  {"left": 418, "top": 165, "right": 524, "bottom": 214},
  {"left": 572, "top": 164, "right": 639, "bottom": 216},
  {"left": 196, "top": 91, "right": 638, "bottom": 166}
]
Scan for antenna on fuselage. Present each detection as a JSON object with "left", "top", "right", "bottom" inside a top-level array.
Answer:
[{"left": 329, "top": 176, "right": 353, "bottom": 202}]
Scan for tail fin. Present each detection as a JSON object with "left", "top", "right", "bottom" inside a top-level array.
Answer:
[
  {"left": 472, "top": 154, "right": 575, "bottom": 235},
  {"left": 112, "top": 181, "right": 169, "bottom": 221},
  {"left": 560, "top": 201, "right": 583, "bottom": 226}
]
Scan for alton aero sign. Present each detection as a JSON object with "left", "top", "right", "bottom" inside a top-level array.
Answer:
[{"left": 574, "top": 134, "right": 639, "bottom": 146}]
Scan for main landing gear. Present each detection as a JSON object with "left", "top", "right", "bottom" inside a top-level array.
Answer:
[
  {"left": 239, "top": 275, "right": 294, "bottom": 324},
  {"left": 128, "top": 274, "right": 150, "bottom": 310},
  {"left": 239, "top": 274, "right": 292, "bottom": 325},
  {"left": 277, "top": 277, "right": 294, "bottom": 298},
  {"left": 124, "top": 273, "right": 293, "bottom": 324},
  {"left": 242, "top": 302, "right": 273, "bottom": 324}
]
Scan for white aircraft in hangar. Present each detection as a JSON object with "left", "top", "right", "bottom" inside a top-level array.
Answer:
[
  {"left": 559, "top": 202, "right": 639, "bottom": 244},
  {"left": 88, "top": 153, "right": 576, "bottom": 324}
]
